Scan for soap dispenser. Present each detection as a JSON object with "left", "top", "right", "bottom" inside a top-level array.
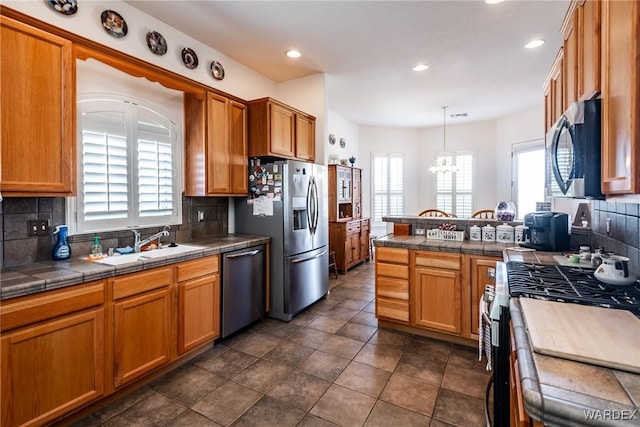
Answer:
[
  {"left": 90, "top": 236, "right": 103, "bottom": 259},
  {"left": 52, "top": 225, "right": 71, "bottom": 261}
]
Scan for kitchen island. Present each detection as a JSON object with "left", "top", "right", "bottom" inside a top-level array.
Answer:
[{"left": 373, "top": 235, "right": 640, "bottom": 426}]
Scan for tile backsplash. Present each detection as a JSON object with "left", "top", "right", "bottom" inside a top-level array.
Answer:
[{"left": 0, "top": 196, "right": 229, "bottom": 268}]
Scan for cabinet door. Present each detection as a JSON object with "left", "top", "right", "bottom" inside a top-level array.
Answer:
[
  {"left": 178, "top": 274, "right": 220, "bottom": 354},
  {"left": 207, "top": 92, "right": 231, "bottom": 194},
  {"left": 347, "top": 232, "right": 360, "bottom": 265},
  {"left": 563, "top": 11, "right": 578, "bottom": 108},
  {"left": 470, "top": 257, "right": 500, "bottom": 337},
  {"left": 1, "top": 309, "right": 104, "bottom": 427},
  {"left": 229, "top": 100, "right": 248, "bottom": 194},
  {"left": 601, "top": 0, "right": 640, "bottom": 194},
  {"left": 352, "top": 168, "right": 362, "bottom": 219},
  {"left": 295, "top": 114, "right": 315, "bottom": 162},
  {"left": 269, "top": 103, "right": 295, "bottom": 157},
  {"left": 552, "top": 50, "right": 565, "bottom": 117},
  {"left": 0, "top": 16, "right": 75, "bottom": 196},
  {"left": 113, "top": 288, "right": 171, "bottom": 388},
  {"left": 578, "top": 0, "right": 601, "bottom": 100},
  {"left": 359, "top": 221, "right": 370, "bottom": 261},
  {"left": 544, "top": 82, "right": 553, "bottom": 133},
  {"left": 338, "top": 166, "right": 352, "bottom": 202},
  {"left": 413, "top": 267, "right": 462, "bottom": 334}
]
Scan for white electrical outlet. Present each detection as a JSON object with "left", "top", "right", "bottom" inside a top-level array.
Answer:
[{"left": 415, "top": 228, "right": 425, "bottom": 235}]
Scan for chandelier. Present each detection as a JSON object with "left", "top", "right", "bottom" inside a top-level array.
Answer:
[{"left": 430, "top": 106, "right": 459, "bottom": 174}]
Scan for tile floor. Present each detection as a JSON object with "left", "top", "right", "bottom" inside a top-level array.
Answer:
[{"left": 71, "top": 261, "right": 491, "bottom": 427}]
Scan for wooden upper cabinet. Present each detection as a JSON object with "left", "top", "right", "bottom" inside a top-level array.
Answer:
[
  {"left": 577, "top": 0, "right": 601, "bottom": 100},
  {"left": 184, "top": 91, "right": 248, "bottom": 196},
  {"left": 247, "top": 98, "right": 316, "bottom": 161},
  {"left": 562, "top": 6, "right": 578, "bottom": 108},
  {"left": 544, "top": 48, "right": 564, "bottom": 131},
  {"left": 0, "top": 16, "right": 76, "bottom": 196},
  {"left": 601, "top": 0, "right": 640, "bottom": 194}
]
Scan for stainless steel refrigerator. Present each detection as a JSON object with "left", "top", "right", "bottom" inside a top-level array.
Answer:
[{"left": 235, "top": 159, "right": 329, "bottom": 321}]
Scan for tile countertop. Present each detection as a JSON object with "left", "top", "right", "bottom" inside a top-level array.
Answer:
[
  {"left": 0, "top": 234, "right": 270, "bottom": 301},
  {"left": 374, "top": 236, "right": 640, "bottom": 426}
]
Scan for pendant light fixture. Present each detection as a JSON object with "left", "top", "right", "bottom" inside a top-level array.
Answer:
[{"left": 429, "top": 106, "right": 459, "bottom": 174}]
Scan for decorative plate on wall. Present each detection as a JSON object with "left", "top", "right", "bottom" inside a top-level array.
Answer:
[
  {"left": 340, "top": 137, "right": 346, "bottom": 148},
  {"left": 329, "top": 134, "right": 336, "bottom": 145},
  {"left": 146, "top": 31, "right": 168, "bottom": 56},
  {"left": 210, "top": 61, "right": 225, "bottom": 80},
  {"left": 48, "top": 0, "right": 78, "bottom": 15},
  {"left": 181, "top": 48, "right": 198, "bottom": 69},
  {"left": 101, "top": 10, "right": 127, "bottom": 38}
]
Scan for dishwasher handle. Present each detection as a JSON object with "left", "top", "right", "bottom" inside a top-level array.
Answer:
[
  {"left": 226, "top": 249, "right": 262, "bottom": 259},
  {"left": 292, "top": 249, "right": 328, "bottom": 264}
]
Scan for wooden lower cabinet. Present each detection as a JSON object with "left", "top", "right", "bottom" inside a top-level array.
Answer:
[
  {"left": 0, "top": 282, "right": 105, "bottom": 427},
  {"left": 375, "top": 247, "right": 410, "bottom": 324},
  {"left": 177, "top": 255, "right": 221, "bottom": 354},
  {"left": 329, "top": 218, "right": 370, "bottom": 274},
  {"left": 111, "top": 267, "right": 173, "bottom": 389}
]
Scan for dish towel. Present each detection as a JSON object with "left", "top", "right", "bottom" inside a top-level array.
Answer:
[{"left": 478, "top": 298, "right": 492, "bottom": 371}]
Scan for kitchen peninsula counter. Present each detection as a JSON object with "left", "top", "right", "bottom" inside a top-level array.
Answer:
[{"left": 0, "top": 234, "right": 270, "bottom": 300}]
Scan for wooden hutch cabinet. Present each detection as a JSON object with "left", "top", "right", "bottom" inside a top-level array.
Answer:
[{"left": 328, "top": 165, "right": 369, "bottom": 273}]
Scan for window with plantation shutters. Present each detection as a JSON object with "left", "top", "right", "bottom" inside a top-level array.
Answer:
[
  {"left": 372, "top": 153, "right": 404, "bottom": 225},
  {"left": 72, "top": 98, "right": 181, "bottom": 234},
  {"left": 435, "top": 153, "right": 473, "bottom": 218}
]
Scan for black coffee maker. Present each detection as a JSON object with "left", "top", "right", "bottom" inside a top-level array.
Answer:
[{"left": 520, "top": 212, "right": 570, "bottom": 251}]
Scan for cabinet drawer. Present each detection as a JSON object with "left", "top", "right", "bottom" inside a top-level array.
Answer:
[
  {"left": 376, "top": 262, "right": 409, "bottom": 280},
  {"left": 176, "top": 255, "right": 219, "bottom": 282},
  {"left": 376, "top": 297, "right": 409, "bottom": 323},
  {"left": 376, "top": 247, "right": 409, "bottom": 264},
  {"left": 377, "top": 277, "right": 409, "bottom": 300},
  {"left": 347, "top": 221, "right": 361, "bottom": 233},
  {"left": 360, "top": 219, "right": 370, "bottom": 231},
  {"left": 415, "top": 252, "right": 461, "bottom": 271},
  {"left": 112, "top": 267, "right": 172, "bottom": 300},
  {"left": 1, "top": 281, "right": 105, "bottom": 332}
]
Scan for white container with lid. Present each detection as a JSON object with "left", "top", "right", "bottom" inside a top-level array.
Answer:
[
  {"left": 515, "top": 224, "right": 527, "bottom": 243},
  {"left": 496, "top": 223, "right": 515, "bottom": 243},
  {"left": 469, "top": 225, "right": 482, "bottom": 241},
  {"left": 482, "top": 224, "right": 496, "bottom": 242}
]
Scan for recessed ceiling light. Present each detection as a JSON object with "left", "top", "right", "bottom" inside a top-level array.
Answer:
[
  {"left": 485, "top": 0, "right": 505, "bottom": 4},
  {"left": 412, "top": 64, "right": 429, "bottom": 72},
  {"left": 524, "top": 39, "right": 545, "bottom": 49},
  {"left": 286, "top": 49, "right": 301, "bottom": 59}
]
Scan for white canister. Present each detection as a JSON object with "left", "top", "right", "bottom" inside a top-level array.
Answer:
[
  {"left": 515, "top": 224, "right": 527, "bottom": 243},
  {"left": 469, "top": 225, "right": 482, "bottom": 241},
  {"left": 496, "top": 223, "right": 515, "bottom": 243},
  {"left": 482, "top": 224, "right": 496, "bottom": 242}
]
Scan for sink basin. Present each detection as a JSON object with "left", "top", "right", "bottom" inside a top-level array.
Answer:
[{"left": 92, "top": 244, "right": 205, "bottom": 265}]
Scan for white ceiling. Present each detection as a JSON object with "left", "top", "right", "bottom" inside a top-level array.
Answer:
[{"left": 126, "top": 0, "right": 569, "bottom": 128}]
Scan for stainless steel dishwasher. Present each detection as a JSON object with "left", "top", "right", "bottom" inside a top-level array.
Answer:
[{"left": 221, "top": 244, "right": 266, "bottom": 338}]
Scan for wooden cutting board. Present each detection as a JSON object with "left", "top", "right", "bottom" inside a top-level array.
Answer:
[{"left": 519, "top": 298, "right": 640, "bottom": 374}]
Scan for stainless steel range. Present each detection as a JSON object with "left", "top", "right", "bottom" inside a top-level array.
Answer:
[{"left": 506, "top": 261, "right": 640, "bottom": 315}]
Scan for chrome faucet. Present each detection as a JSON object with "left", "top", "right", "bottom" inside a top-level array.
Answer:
[{"left": 132, "top": 226, "right": 171, "bottom": 253}]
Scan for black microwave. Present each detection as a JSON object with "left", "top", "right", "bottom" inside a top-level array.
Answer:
[{"left": 545, "top": 98, "right": 603, "bottom": 199}]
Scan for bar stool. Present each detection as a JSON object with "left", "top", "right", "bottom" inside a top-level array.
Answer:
[
  {"left": 328, "top": 250, "right": 338, "bottom": 279},
  {"left": 369, "top": 235, "right": 377, "bottom": 260}
]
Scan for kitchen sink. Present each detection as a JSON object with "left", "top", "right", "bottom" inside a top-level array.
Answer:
[{"left": 92, "top": 244, "right": 205, "bottom": 265}]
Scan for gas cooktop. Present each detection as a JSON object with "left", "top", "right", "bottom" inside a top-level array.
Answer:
[{"left": 506, "top": 261, "right": 640, "bottom": 315}]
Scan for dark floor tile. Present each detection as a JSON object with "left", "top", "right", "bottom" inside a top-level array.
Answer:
[
  {"left": 218, "top": 329, "right": 255, "bottom": 347},
  {"left": 350, "top": 311, "right": 379, "bottom": 327},
  {"left": 432, "top": 388, "right": 486, "bottom": 427},
  {"left": 262, "top": 339, "right": 315, "bottom": 367},
  {"left": 255, "top": 320, "right": 301, "bottom": 339},
  {"left": 447, "top": 344, "right": 490, "bottom": 372},
  {"left": 288, "top": 327, "right": 332, "bottom": 349},
  {"left": 231, "top": 395, "right": 306, "bottom": 427},
  {"left": 70, "top": 386, "right": 154, "bottom": 425},
  {"left": 310, "top": 384, "right": 377, "bottom": 427},
  {"left": 166, "top": 409, "right": 223, "bottom": 426},
  {"left": 368, "top": 329, "right": 413, "bottom": 349},
  {"left": 348, "top": 290, "right": 376, "bottom": 303},
  {"left": 429, "top": 419, "right": 456, "bottom": 427},
  {"left": 149, "top": 364, "right": 226, "bottom": 406},
  {"left": 290, "top": 309, "right": 320, "bottom": 326},
  {"left": 406, "top": 336, "right": 451, "bottom": 362},
  {"left": 193, "top": 348, "right": 258, "bottom": 379},
  {"left": 395, "top": 351, "right": 447, "bottom": 386},
  {"left": 267, "top": 370, "right": 331, "bottom": 411},
  {"left": 335, "top": 297, "right": 370, "bottom": 311},
  {"left": 364, "top": 400, "right": 431, "bottom": 427},
  {"left": 318, "top": 335, "right": 365, "bottom": 359},
  {"left": 297, "top": 349, "right": 351, "bottom": 381},
  {"left": 336, "top": 321, "right": 378, "bottom": 342},
  {"left": 353, "top": 343, "right": 404, "bottom": 372},
  {"left": 189, "top": 344, "right": 230, "bottom": 365},
  {"left": 103, "top": 392, "right": 186, "bottom": 427},
  {"left": 441, "top": 364, "right": 490, "bottom": 399},
  {"left": 231, "top": 359, "right": 291, "bottom": 393},
  {"left": 232, "top": 332, "right": 282, "bottom": 357},
  {"left": 334, "top": 361, "right": 391, "bottom": 398},
  {"left": 191, "top": 381, "right": 262, "bottom": 426},
  {"left": 297, "top": 414, "right": 340, "bottom": 427},
  {"left": 380, "top": 373, "right": 439, "bottom": 417},
  {"left": 307, "top": 315, "right": 348, "bottom": 334}
]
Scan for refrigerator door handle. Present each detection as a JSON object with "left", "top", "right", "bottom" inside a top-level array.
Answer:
[
  {"left": 311, "top": 176, "right": 318, "bottom": 233},
  {"left": 306, "top": 177, "right": 314, "bottom": 235},
  {"left": 292, "top": 249, "right": 328, "bottom": 263}
]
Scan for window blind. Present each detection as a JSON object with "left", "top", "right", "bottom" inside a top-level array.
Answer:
[
  {"left": 436, "top": 153, "right": 473, "bottom": 218},
  {"left": 372, "top": 153, "right": 404, "bottom": 224}
]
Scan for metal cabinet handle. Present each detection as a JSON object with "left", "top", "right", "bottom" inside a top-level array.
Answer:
[{"left": 226, "top": 249, "right": 261, "bottom": 259}]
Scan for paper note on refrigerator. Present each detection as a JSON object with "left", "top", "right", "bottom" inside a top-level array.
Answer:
[{"left": 252, "top": 196, "right": 273, "bottom": 216}]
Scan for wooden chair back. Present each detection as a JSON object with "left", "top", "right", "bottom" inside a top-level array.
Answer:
[
  {"left": 418, "top": 209, "right": 457, "bottom": 218},
  {"left": 471, "top": 209, "right": 495, "bottom": 219}
]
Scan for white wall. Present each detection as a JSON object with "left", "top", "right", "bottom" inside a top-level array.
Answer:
[{"left": 326, "top": 111, "right": 360, "bottom": 166}]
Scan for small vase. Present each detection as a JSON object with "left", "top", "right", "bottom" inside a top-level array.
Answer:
[
  {"left": 348, "top": 156, "right": 356, "bottom": 166},
  {"left": 494, "top": 201, "right": 516, "bottom": 221}
]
